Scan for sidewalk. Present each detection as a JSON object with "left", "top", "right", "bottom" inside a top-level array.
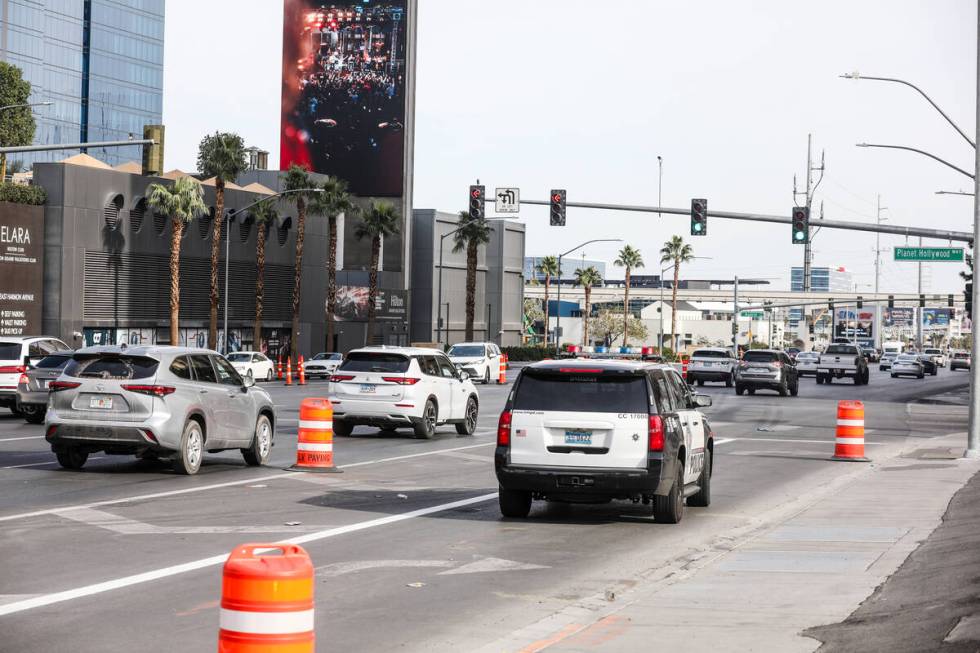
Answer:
[{"left": 499, "top": 432, "right": 980, "bottom": 652}]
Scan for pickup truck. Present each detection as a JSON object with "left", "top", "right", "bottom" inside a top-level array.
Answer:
[{"left": 816, "top": 343, "right": 870, "bottom": 385}]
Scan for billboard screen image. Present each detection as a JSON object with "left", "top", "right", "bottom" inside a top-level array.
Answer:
[
  {"left": 334, "top": 286, "right": 407, "bottom": 320},
  {"left": 281, "top": 0, "right": 409, "bottom": 196},
  {"left": 923, "top": 308, "right": 954, "bottom": 328},
  {"left": 883, "top": 307, "right": 914, "bottom": 327}
]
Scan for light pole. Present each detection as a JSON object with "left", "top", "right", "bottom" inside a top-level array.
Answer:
[
  {"left": 0, "top": 101, "right": 53, "bottom": 181},
  {"left": 222, "top": 187, "right": 324, "bottom": 354},
  {"left": 554, "top": 239, "right": 623, "bottom": 357},
  {"left": 657, "top": 156, "right": 663, "bottom": 218},
  {"left": 855, "top": 143, "right": 974, "bottom": 179}
]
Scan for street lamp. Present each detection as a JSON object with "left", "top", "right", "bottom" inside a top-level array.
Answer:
[
  {"left": 657, "top": 155, "right": 663, "bottom": 218},
  {"left": 658, "top": 256, "right": 712, "bottom": 352},
  {"left": 554, "top": 238, "right": 623, "bottom": 357},
  {"left": 936, "top": 190, "right": 976, "bottom": 196},
  {"left": 855, "top": 143, "right": 974, "bottom": 180},
  {"left": 222, "top": 187, "right": 324, "bottom": 354}
]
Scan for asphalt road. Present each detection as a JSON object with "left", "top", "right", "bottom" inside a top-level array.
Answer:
[{"left": 0, "top": 366, "right": 971, "bottom": 652}]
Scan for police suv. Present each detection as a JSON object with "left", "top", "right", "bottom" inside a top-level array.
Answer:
[{"left": 495, "top": 359, "right": 715, "bottom": 524}]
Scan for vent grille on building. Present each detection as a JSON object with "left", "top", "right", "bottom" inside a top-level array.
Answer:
[
  {"left": 104, "top": 194, "right": 123, "bottom": 229},
  {"left": 199, "top": 207, "right": 213, "bottom": 240},
  {"left": 239, "top": 217, "right": 252, "bottom": 243},
  {"left": 277, "top": 219, "right": 290, "bottom": 246},
  {"left": 130, "top": 198, "right": 146, "bottom": 233},
  {"left": 153, "top": 209, "right": 167, "bottom": 234}
]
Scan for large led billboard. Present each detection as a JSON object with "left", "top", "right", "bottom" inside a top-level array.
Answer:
[{"left": 281, "top": 1, "right": 409, "bottom": 197}]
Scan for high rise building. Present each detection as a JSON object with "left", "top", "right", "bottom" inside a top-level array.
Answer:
[
  {"left": 0, "top": 0, "right": 164, "bottom": 168},
  {"left": 790, "top": 266, "right": 853, "bottom": 293}
]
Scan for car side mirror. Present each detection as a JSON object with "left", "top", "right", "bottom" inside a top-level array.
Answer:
[
  {"left": 459, "top": 371, "right": 470, "bottom": 381},
  {"left": 243, "top": 375, "right": 255, "bottom": 389},
  {"left": 694, "top": 394, "right": 712, "bottom": 408}
]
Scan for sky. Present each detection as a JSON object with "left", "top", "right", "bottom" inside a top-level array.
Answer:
[{"left": 163, "top": 0, "right": 977, "bottom": 295}]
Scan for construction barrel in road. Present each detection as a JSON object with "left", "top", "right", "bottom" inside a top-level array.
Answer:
[
  {"left": 298, "top": 355, "right": 306, "bottom": 386},
  {"left": 832, "top": 400, "right": 870, "bottom": 462},
  {"left": 285, "top": 358, "right": 292, "bottom": 386},
  {"left": 289, "top": 397, "right": 341, "bottom": 473},
  {"left": 498, "top": 357, "right": 507, "bottom": 384},
  {"left": 681, "top": 355, "right": 690, "bottom": 381},
  {"left": 218, "top": 543, "right": 315, "bottom": 653},
  {"left": 277, "top": 356, "right": 283, "bottom": 381}
]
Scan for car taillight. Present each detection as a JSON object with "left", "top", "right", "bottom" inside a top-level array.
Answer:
[
  {"left": 121, "top": 384, "right": 176, "bottom": 397},
  {"left": 773, "top": 361, "right": 782, "bottom": 368},
  {"left": 382, "top": 377, "right": 420, "bottom": 385},
  {"left": 559, "top": 367, "right": 603, "bottom": 373},
  {"left": 45, "top": 425, "right": 58, "bottom": 439},
  {"left": 497, "top": 410, "right": 512, "bottom": 447},
  {"left": 331, "top": 374, "right": 355, "bottom": 382},
  {"left": 48, "top": 380, "right": 81, "bottom": 392},
  {"left": 649, "top": 415, "right": 665, "bottom": 452},
  {"left": 17, "top": 374, "right": 28, "bottom": 386},
  {"left": 0, "top": 365, "right": 26, "bottom": 374}
]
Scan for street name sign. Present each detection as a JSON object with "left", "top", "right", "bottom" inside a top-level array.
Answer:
[
  {"left": 894, "top": 246, "right": 964, "bottom": 262},
  {"left": 740, "top": 311, "right": 764, "bottom": 318},
  {"left": 495, "top": 187, "right": 520, "bottom": 213}
]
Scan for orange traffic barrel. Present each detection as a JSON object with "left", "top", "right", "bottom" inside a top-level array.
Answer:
[
  {"left": 832, "top": 400, "right": 870, "bottom": 462},
  {"left": 298, "top": 355, "right": 306, "bottom": 386},
  {"left": 277, "top": 356, "right": 283, "bottom": 381},
  {"left": 498, "top": 356, "right": 507, "bottom": 384},
  {"left": 285, "top": 358, "right": 292, "bottom": 386},
  {"left": 681, "top": 355, "right": 689, "bottom": 381},
  {"left": 218, "top": 543, "right": 315, "bottom": 653},
  {"left": 289, "top": 397, "right": 341, "bottom": 473}
]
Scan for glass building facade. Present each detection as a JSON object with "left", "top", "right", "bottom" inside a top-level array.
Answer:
[
  {"left": 790, "top": 266, "right": 853, "bottom": 293},
  {"left": 0, "top": 0, "right": 164, "bottom": 168}
]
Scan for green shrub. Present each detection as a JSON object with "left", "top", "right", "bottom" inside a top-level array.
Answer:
[
  {"left": 501, "top": 346, "right": 551, "bottom": 362},
  {"left": 0, "top": 182, "right": 45, "bottom": 205}
]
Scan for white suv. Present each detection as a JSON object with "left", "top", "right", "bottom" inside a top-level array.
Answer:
[
  {"left": 0, "top": 336, "right": 72, "bottom": 413},
  {"left": 447, "top": 342, "right": 503, "bottom": 385},
  {"left": 686, "top": 347, "right": 736, "bottom": 387},
  {"left": 495, "top": 359, "right": 715, "bottom": 523},
  {"left": 329, "top": 347, "right": 480, "bottom": 439}
]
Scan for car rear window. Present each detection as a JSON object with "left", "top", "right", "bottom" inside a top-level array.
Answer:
[
  {"left": 449, "top": 345, "right": 485, "bottom": 357},
  {"left": 513, "top": 372, "right": 649, "bottom": 413},
  {"left": 825, "top": 345, "right": 856, "bottom": 355},
  {"left": 955, "top": 352, "right": 970, "bottom": 358},
  {"left": 692, "top": 350, "right": 729, "bottom": 359},
  {"left": 64, "top": 355, "right": 159, "bottom": 380},
  {"left": 339, "top": 352, "right": 410, "bottom": 373},
  {"left": 0, "top": 342, "right": 21, "bottom": 360},
  {"left": 924, "top": 349, "right": 941, "bottom": 354},
  {"left": 35, "top": 354, "right": 72, "bottom": 370},
  {"left": 743, "top": 351, "right": 778, "bottom": 362}
]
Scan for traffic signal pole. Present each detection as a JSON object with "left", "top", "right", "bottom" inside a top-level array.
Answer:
[{"left": 967, "top": 2, "right": 980, "bottom": 459}]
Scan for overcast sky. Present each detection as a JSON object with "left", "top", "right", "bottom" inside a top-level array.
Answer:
[{"left": 163, "top": 0, "right": 977, "bottom": 294}]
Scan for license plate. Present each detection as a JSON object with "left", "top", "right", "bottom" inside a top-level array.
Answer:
[
  {"left": 359, "top": 384, "right": 376, "bottom": 394},
  {"left": 564, "top": 429, "right": 592, "bottom": 445},
  {"left": 89, "top": 396, "right": 112, "bottom": 409},
  {"left": 38, "top": 380, "right": 46, "bottom": 389},
  {"left": 749, "top": 368, "right": 768, "bottom": 374},
  {"left": 834, "top": 368, "right": 842, "bottom": 374}
]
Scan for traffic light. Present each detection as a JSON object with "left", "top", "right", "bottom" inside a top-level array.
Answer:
[
  {"left": 549, "top": 189, "right": 566, "bottom": 226},
  {"left": 857, "top": 296, "right": 863, "bottom": 309},
  {"left": 966, "top": 282, "right": 973, "bottom": 319},
  {"left": 690, "top": 198, "right": 708, "bottom": 236},
  {"left": 948, "top": 294, "right": 955, "bottom": 307},
  {"left": 809, "top": 323, "right": 815, "bottom": 335},
  {"left": 792, "top": 206, "right": 809, "bottom": 244},
  {"left": 919, "top": 294, "right": 926, "bottom": 308},
  {"left": 469, "top": 185, "right": 485, "bottom": 220},
  {"left": 828, "top": 299, "right": 834, "bottom": 312},
  {"left": 888, "top": 295, "right": 895, "bottom": 309}
]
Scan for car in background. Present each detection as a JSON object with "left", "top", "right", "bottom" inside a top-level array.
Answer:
[
  {"left": 817, "top": 343, "right": 870, "bottom": 385},
  {"left": 329, "top": 347, "right": 479, "bottom": 439},
  {"left": 735, "top": 349, "right": 799, "bottom": 397},
  {"left": 951, "top": 351, "right": 971, "bottom": 370},
  {"left": 923, "top": 348, "right": 947, "bottom": 368},
  {"left": 786, "top": 347, "right": 801, "bottom": 362},
  {"left": 226, "top": 351, "right": 276, "bottom": 382},
  {"left": 447, "top": 342, "right": 503, "bottom": 385},
  {"left": 916, "top": 354, "right": 938, "bottom": 376},
  {"left": 686, "top": 347, "right": 736, "bottom": 387},
  {"left": 861, "top": 347, "right": 879, "bottom": 363},
  {"left": 0, "top": 336, "right": 72, "bottom": 414},
  {"left": 879, "top": 352, "right": 899, "bottom": 371},
  {"left": 891, "top": 354, "right": 925, "bottom": 379},
  {"left": 795, "top": 351, "right": 820, "bottom": 376},
  {"left": 15, "top": 351, "right": 74, "bottom": 424},
  {"left": 44, "top": 346, "right": 276, "bottom": 474},
  {"left": 305, "top": 352, "right": 344, "bottom": 379}
]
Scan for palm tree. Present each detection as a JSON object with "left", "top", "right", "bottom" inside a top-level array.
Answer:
[
  {"left": 614, "top": 245, "right": 645, "bottom": 347},
  {"left": 355, "top": 201, "right": 400, "bottom": 345},
  {"left": 660, "top": 235, "right": 694, "bottom": 352},
  {"left": 318, "top": 176, "right": 357, "bottom": 351},
  {"left": 197, "top": 132, "right": 247, "bottom": 350},
  {"left": 536, "top": 256, "right": 560, "bottom": 347},
  {"left": 452, "top": 211, "right": 493, "bottom": 341},
  {"left": 574, "top": 266, "right": 603, "bottom": 347},
  {"left": 147, "top": 177, "right": 206, "bottom": 346},
  {"left": 250, "top": 197, "right": 277, "bottom": 349},
  {"left": 281, "top": 164, "right": 316, "bottom": 357}
]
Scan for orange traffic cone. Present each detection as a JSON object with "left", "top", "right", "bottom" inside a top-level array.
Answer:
[
  {"left": 832, "top": 400, "right": 870, "bottom": 462},
  {"left": 277, "top": 356, "right": 283, "bottom": 380},
  {"left": 285, "top": 357, "right": 292, "bottom": 386},
  {"left": 289, "top": 397, "right": 341, "bottom": 473},
  {"left": 498, "top": 356, "right": 506, "bottom": 384},
  {"left": 298, "top": 355, "right": 306, "bottom": 385}
]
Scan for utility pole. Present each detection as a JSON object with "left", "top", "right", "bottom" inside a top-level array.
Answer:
[
  {"left": 793, "top": 134, "right": 826, "bottom": 293},
  {"left": 917, "top": 235, "right": 924, "bottom": 350},
  {"left": 969, "top": 0, "right": 980, "bottom": 458},
  {"left": 875, "top": 195, "right": 888, "bottom": 349},
  {"left": 732, "top": 275, "right": 740, "bottom": 356}
]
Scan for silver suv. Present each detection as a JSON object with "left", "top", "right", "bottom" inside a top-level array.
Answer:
[{"left": 45, "top": 346, "right": 276, "bottom": 475}]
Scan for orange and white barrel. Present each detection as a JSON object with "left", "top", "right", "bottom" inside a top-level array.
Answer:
[
  {"left": 289, "top": 397, "right": 341, "bottom": 473},
  {"left": 832, "top": 400, "right": 870, "bottom": 462}
]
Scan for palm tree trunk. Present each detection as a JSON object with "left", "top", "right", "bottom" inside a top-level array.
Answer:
[
  {"left": 169, "top": 217, "right": 184, "bottom": 346},
  {"left": 209, "top": 182, "right": 224, "bottom": 350},
  {"left": 325, "top": 215, "right": 338, "bottom": 351},
  {"left": 290, "top": 198, "right": 306, "bottom": 358},
  {"left": 543, "top": 275, "right": 551, "bottom": 347},
  {"left": 671, "top": 263, "right": 680, "bottom": 352},
  {"left": 623, "top": 268, "right": 631, "bottom": 347},
  {"left": 465, "top": 239, "right": 477, "bottom": 341},
  {"left": 583, "top": 286, "right": 591, "bottom": 346},
  {"left": 253, "top": 221, "right": 266, "bottom": 349},
  {"left": 366, "top": 236, "right": 380, "bottom": 345}
]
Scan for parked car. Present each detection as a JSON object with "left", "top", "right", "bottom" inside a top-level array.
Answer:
[
  {"left": 686, "top": 347, "right": 736, "bottom": 387},
  {"left": 15, "top": 351, "right": 74, "bottom": 424},
  {"left": 735, "top": 349, "right": 799, "bottom": 397},
  {"left": 816, "top": 344, "right": 870, "bottom": 385},
  {"left": 447, "top": 342, "right": 503, "bottom": 385},
  {"left": 879, "top": 352, "right": 899, "bottom": 371},
  {"left": 305, "top": 352, "right": 344, "bottom": 379},
  {"left": 891, "top": 354, "right": 925, "bottom": 379},
  {"left": 795, "top": 351, "right": 820, "bottom": 376},
  {"left": 44, "top": 346, "right": 276, "bottom": 474},
  {"left": 226, "top": 351, "right": 276, "bottom": 382},
  {"left": 494, "top": 359, "right": 714, "bottom": 523},
  {"left": 922, "top": 348, "right": 947, "bottom": 368},
  {"left": 329, "top": 347, "right": 479, "bottom": 439},
  {"left": 951, "top": 351, "right": 971, "bottom": 371},
  {"left": 0, "top": 336, "right": 72, "bottom": 414},
  {"left": 916, "top": 354, "right": 938, "bottom": 376}
]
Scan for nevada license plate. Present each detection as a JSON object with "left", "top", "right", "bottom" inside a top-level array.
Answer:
[
  {"left": 89, "top": 396, "right": 112, "bottom": 409},
  {"left": 360, "top": 384, "right": 376, "bottom": 393},
  {"left": 750, "top": 368, "right": 768, "bottom": 374},
  {"left": 564, "top": 429, "right": 592, "bottom": 445}
]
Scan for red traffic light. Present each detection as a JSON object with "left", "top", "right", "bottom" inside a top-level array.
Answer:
[
  {"left": 471, "top": 188, "right": 482, "bottom": 199},
  {"left": 552, "top": 193, "right": 562, "bottom": 203}
]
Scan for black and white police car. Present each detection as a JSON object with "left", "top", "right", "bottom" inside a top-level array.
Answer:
[{"left": 495, "top": 358, "right": 715, "bottom": 524}]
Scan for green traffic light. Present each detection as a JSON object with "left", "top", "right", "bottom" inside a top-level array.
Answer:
[{"left": 694, "top": 223, "right": 703, "bottom": 232}]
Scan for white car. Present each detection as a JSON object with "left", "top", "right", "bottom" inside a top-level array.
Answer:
[
  {"left": 686, "top": 347, "right": 736, "bottom": 386},
  {"left": 329, "top": 347, "right": 480, "bottom": 439},
  {"left": 226, "top": 351, "right": 276, "bottom": 382},
  {"left": 922, "top": 348, "right": 947, "bottom": 368},
  {"left": 447, "top": 342, "right": 503, "bottom": 385},
  {"left": 0, "top": 336, "right": 72, "bottom": 414},
  {"left": 304, "top": 352, "right": 343, "bottom": 379},
  {"left": 495, "top": 359, "right": 714, "bottom": 523},
  {"left": 891, "top": 354, "right": 925, "bottom": 379},
  {"left": 795, "top": 351, "right": 820, "bottom": 376}
]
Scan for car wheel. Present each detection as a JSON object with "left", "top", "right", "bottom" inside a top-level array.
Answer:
[
  {"left": 266, "top": 368, "right": 274, "bottom": 382},
  {"left": 816, "top": 374, "right": 824, "bottom": 385},
  {"left": 455, "top": 396, "right": 478, "bottom": 436},
  {"left": 725, "top": 374, "right": 733, "bottom": 388},
  {"left": 891, "top": 373, "right": 897, "bottom": 378},
  {"left": 499, "top": 486, "right": 532, "bottom": 518},
  {"left": 931, "top": 369, "right": 937, "bottom": 376},
  {"left": 688, "top": 450, "right": 711, "bottom": 507},
  {"left": 653, "top": 464, "right": 685, "bottom": 524},
  {"left": 778, "top": 380, "right": 788, "bottom": 397},
  {"left": 918, "top": 372, "right": 925, "bottom": 379},
  {"left": 879, "top": 366, "right": 886, "bottom": 371},
  {"left": 413, "top": 400, "right": 437, "bottom": 439},
  {"left": 242, "top": 414, "right": 273, "bottom": 466},
  {"left": 735, "top": 384, "right": 745, "bottom": 396},
  {"left": 748, "top": 388, "right": 756, "bottom": 395},
  {"left": 56, "top": 447, "right": 88, "bottom": 470},
  {"left": 21, "top": 404, "right": 46, "bottom": 424},
  {"left": 697, "top": 379, "right": 705, "bottom": 387},
  {"left": 333, "top": 420, "right": 354, "bottom": 437},
  {"left": 173, "top": 419, "right": 204, "bottom": 475},
  {"left": 790, "top": 381, "right": 799, "bottom": 397},
  {"left": 484, "top": 368, "right": 491, "bottom": 385}
]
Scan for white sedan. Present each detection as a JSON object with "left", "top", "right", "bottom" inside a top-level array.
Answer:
[
  {"left": 226, "top": 351, "right": 276, "bottom": 382},
  {"left": 305, "top": 352, "right": 343, "bottom": 379},
  {"left": 795, "top": 352, "right": 819, "bottom": 376}
]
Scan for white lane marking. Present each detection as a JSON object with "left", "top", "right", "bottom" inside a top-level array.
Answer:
[
  {"left": 316, "top": 560, "right": 456, "bottom": 577},
  {"left": 1, "top": 456, "right": 105, "bottom": 470},
  {"left": 714, "top": 438, "right": 734, "bottom": 446},
  {"left": 0, "top": 436, "right": 44, "bottom": 442},
  {"left": 219, "top": 608, "right": 314, "bottom": 634},
  {"left": 436, "top": 450, "right": 494, "bottom": 463},
  {"left": 439, "top": 557, "right": 548, "bottom": 575},
  {"left": 337, "top": 442, "right": 494, "bottom": 469},
  {"left": 0, "top": 492, "right": 498, "bottom": 617},
  {"left": 52, "top": 507, "right": 333, "bottom": 535},
  {"left": 719, "top": 437, "right": 885, "bottom": 446}
]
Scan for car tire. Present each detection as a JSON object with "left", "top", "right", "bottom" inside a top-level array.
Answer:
[
  {"left": 266, "top": 368, "right": 274, "bottom": 382},
  {"left": 413, "top": 400, "right": 437, "bottom": 439},
  {"left": 697, "top": 379, "right": 705, "bottom": 387},
  {"left": 333, "top": 420, "right": 354, "bottom": 437},
  {"left": 483, "top": 368, "right": 491, "bottom": 385},
  {"left": 778, "top": 380, "right": 788, "bottom": 397},
  {"left": 735, "top": 384, "right": 745, "bottom": 396},
  {"left": 455, "top": 396, "right": 478, "bottom": 436},
  {"left": 21, "top": 404, "right": 46, "bottom": 424},
  {"left": 790, "top": 381, "right": 799, "bottom": 397},
  {"left": 653, "top": 464, "right": 685, "bottom": 524},
  {"left": 173, "top": 419, "right": 204, "bottom": 475},
  {"left": 688, "top": 450, "right": 711, "bottom": 507},
  {"left": 816, "top": 374, "right": 824, "bottom": 385},
  {"left": 931, "top": 369, "right": 937, "bottom": 376},
  {"left": 56, "top": 447, "right": 88, "bottom": 470},
  {"left": 242, "top": 414, "right": 273, "bottom": 466},
  {"left": 748, "top": 388, "right": 756, "bottom": 395},
  {"left": 725, "top": 374, "right": 734, "bottom": 388},
  {"left": 499, "top": 486, "right": 532, "bottom": 518},
  {"left": 891, "top": 373, "right": 897, "bottom": 378}
]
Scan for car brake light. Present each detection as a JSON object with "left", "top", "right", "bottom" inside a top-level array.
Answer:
[
  {"left": 141, "top": 429, "right": 159, "bottom": 443},
  {"left": 497, "top": 410, "right": 512, "bottom": 447},
  {"left": 17, "top": 374, "right": 28, "bottom": 386},
  {"left": 45, "top": 425, "right": 58, "bottom": 439},
  {"left": 773, "top": 361, "right": 782, "bottom": 368},
  {"left": 558, "top": 368, "right": 603, "bottom": 373},
  {"left": 0, "top": 365, "right": 27, "bottom": 374},
  {"left": 48, "top": 380, "right": 81, "bottom": 392},
  {"left": 382, "top": 376, "right": 420, "bottom": 385},
  {"left": 121, "top": 384, "right": 176, "bottom": 397},
  {"left": 331, "top": 374, "right": 355, "bottom": 382},
  {"left": 649, "top": 415, "right": 665, "bottom": 452}
]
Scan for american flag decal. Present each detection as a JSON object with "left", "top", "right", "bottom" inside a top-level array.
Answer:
[{"left": 516, "top": 429, "right": 527, "bottom": 437}]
